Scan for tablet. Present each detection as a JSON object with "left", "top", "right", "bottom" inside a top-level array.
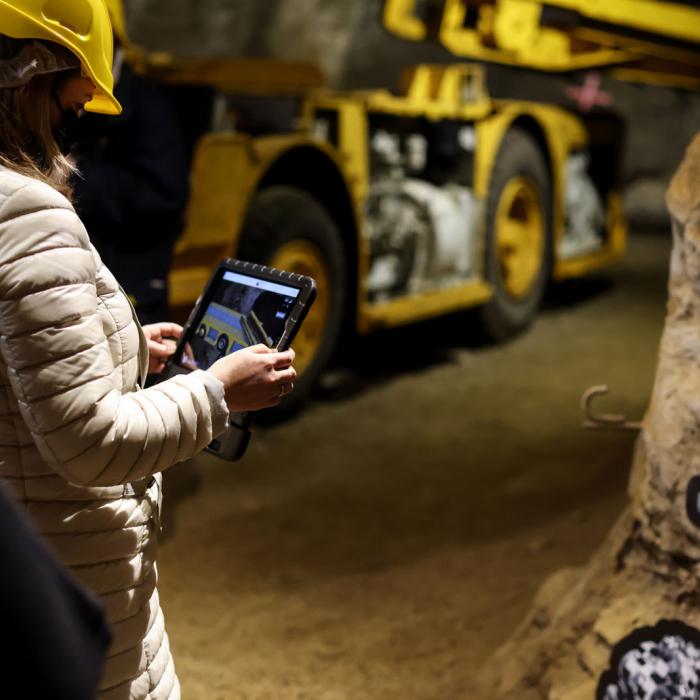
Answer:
[{"left": 160, "top": 259, "right": 316, "bottom": 460}]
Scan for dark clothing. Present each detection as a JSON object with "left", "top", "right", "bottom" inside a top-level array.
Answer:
[
  {"left": 71, "top": 61, "right": 189, "bottom": 324},
  {"left": 0, "top": 483, "right": 111, "bottom": 698}
]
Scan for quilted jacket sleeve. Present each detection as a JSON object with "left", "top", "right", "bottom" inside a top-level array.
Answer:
[{"left": 0, "top": 179, "right": 229, "bottom": 487}]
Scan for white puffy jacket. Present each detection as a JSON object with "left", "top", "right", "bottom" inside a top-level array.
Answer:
[{"left": 0, "top": 166, "right": 229, "bottom": 699}]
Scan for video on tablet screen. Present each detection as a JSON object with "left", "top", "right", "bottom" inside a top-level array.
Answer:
[{"left": 179, "top": 270, "right": 300, "bottom": 371}]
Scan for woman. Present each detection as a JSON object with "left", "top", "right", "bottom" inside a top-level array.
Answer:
[{"left": 0, "top": 2, "right": 296, "bottom": 698}]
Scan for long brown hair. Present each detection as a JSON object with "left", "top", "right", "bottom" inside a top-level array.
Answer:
[{"left": 0, "top": 72, "right": 76, "bottom": 199}]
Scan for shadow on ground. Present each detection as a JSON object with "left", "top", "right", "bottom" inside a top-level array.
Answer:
[{"left": 158, "top": 231, "right": 670, "bottom": 699}]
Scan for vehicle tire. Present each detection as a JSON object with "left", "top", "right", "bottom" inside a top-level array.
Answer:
[
  {"left": 237, "top": 185, "right": 347, "bottom": 418},
  {"left": 478, "top": 127, "right": 551, "bottom": 341},
  {"left": 216, "top": 334, "right": 229, "bottom": 353}
]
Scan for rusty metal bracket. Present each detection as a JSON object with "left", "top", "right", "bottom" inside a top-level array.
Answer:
[{"left": 581, "top": 385, "right": 642, "bottom": 432}]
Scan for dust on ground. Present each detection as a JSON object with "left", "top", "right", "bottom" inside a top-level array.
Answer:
[{"left": 158, "top": 231, "right": 670, "bottom": 700}]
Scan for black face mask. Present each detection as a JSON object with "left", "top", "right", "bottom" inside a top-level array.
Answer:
[
  {"left": 54, "top": 109, "right": 83, "bottom": 155},
  {"left": 51, "top": 90, "right": 82, "bottom": 155}
]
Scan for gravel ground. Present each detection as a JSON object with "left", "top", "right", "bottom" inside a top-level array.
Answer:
[{"left": 158, "top": 230, "right": 670, "bottom": 699}]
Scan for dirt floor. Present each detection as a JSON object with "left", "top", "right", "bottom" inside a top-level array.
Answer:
[{"left": 157, "top": 230, "right": 670, "bottom": 700}]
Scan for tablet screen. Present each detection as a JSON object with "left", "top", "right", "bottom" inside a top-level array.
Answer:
[{"left": 178, "top": 270, "right": 300, "bottom": 371}]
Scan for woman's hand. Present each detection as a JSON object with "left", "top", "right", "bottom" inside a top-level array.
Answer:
[
  {"left": 142, "top": 322, "right": 183, "bottom": 374},
  {"left": 208, "top": 345, "right": 296, "bottom": 411}
]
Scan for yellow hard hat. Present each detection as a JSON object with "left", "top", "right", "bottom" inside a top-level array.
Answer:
[
  {"left": 0, "top": 0, "right": 121, "bottom": 115},
  {"left": 102, "top": 0, "right": 128, "bottom": 47}
]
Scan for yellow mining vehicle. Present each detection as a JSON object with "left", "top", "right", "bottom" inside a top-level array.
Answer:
[{"left": 128, "top": 0, "right": 700, "bottom": 411}]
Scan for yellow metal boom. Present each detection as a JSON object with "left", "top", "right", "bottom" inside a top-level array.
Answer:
[{"left": 384, "top": 0, "right": 700, "bottom": 88}]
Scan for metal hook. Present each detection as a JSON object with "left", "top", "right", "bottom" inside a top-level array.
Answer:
[{"left": 581, "top": 385, "right": 642, "bottom": 431}]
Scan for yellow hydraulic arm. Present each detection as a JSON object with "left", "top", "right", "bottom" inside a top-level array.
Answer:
[{"left": 384, "top": 0, "right": 700, "bottom": 88}]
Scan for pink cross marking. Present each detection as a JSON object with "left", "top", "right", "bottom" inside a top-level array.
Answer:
[{"left": 566, "top": 72, "right": 614, "bottom": 112}]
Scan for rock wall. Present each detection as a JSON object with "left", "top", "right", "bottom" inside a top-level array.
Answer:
[
  {"left": 124, "top": 0, "right": 700, "bottom": 225},
  {"left": 125, "top": 0, "right": 362, "bottom": 84},
  {"left": 477, "top": 134, "right": 700, "bottom": 700}
]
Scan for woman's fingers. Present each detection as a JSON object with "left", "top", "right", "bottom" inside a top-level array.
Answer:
[
  {"left": 207, "top": 344, "right": 299, "bottom": 412},
  {"left": 148, "top": 338, "right": 177, "bottom": 359},
  {"left": 264, "top": 366, "right": 297, "bottom": 406},
  {"left": 278, "top": 381, "right": 294, "bottom": 396},
  {"left": 142, "top": 322, "right": 183, "bottom": 341},
  {"left": 155, "top": 322, "right": 183, "bottom": 339},
  {"left": 249, "top": 345, "right": 295, "bottom": 369},
  {"left": 245, "top": 361, "right": 296, "bottom": 408},
  {"left": 274, "top": 366, "right": 297, "bottom": 384},
  {"left": 262, "top": 381, "right": 294, "bottom": 408},
  {"left": 271, "top": 348, "right": 295, "bottom": 369},
  {"left": 249, "top": 344, "right": 274, "bottom": 354}
]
